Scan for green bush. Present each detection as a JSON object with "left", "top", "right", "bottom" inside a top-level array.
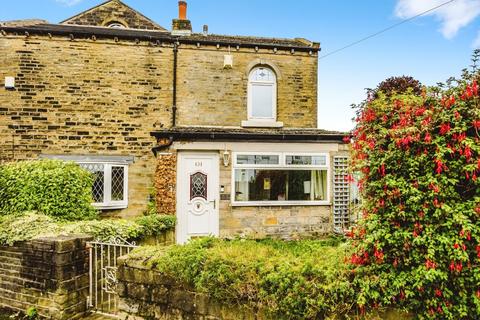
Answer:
[
  {"left": 128, "top": 238, "right": 354, "bottom": 319},
  {"left": 349, "top": 55, "right": 480, "bottom": 318},
  {"left": 0, "top": 159, "right": 97, "bottom": 221},
  {"left": 0, "top": 212, "right": 176, "bottom": 245}
]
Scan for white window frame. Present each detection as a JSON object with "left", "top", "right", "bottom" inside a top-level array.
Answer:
[
  {"left": 231, "top": 152, "right": 330, "bottom": 207},
  {"left": 78, "top": 161, "right": 129, "bottom": 210},
  {"left": 247, "top": 67, "right": 277, "bottom": 122}
]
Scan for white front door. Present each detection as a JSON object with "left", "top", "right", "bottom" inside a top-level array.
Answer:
[{"left": 177, "top": 152, "right": 220, "bottom": 244}]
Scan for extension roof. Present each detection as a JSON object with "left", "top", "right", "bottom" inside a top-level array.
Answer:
[{"left": 151, "top": 127, "right": 346, "bottom": 143}]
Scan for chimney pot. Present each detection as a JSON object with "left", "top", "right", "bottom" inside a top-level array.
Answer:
[
  {"left": 172, "top": 1, "right": 192, "bottom": 36},
  {"left": 203, "top": 25, "right": 208, "bottom": 36},
  {"left": 179, "top": 1, "right": 187, "bottom": 20}
]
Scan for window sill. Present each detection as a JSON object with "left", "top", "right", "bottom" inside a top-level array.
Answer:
[
  {"left": 93, "top": 204, "right": 128, "bottom": 210},
  {"left": 241, "top": 120, "right": 284, "bottom": 128},
  {"left": 231, "top": 201, "right": 331, "bottom": 207}
]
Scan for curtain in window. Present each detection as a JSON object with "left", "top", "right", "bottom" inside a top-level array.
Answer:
[{"left": 311, "top": 170, "right": 327, "bottom": 201}]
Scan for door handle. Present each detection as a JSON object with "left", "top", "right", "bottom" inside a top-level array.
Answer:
[{"left": 209, "top": 200, "right": 216, "bottom": 209}]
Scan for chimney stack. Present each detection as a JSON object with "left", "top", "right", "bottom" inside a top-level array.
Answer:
[{"left": 172, "top": 1, "right": 192, "bottom": 36}]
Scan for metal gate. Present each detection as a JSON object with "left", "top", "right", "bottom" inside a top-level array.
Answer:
[{"left": 87, "top": 239, "right": 138, "bottom": 317}]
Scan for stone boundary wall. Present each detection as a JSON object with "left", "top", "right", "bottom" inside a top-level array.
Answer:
[
  {"left": 117, "top": 256, "right": 267, "bottom": 320},
  {"left": 117, "top": 255, "right": 413, "bottom": 320},
  {"left": 0, "top": 235, "right": 92, "bottom": 319}
]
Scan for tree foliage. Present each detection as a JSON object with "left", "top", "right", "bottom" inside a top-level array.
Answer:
[{"left": 349, "top": 54, "right": 480, "bottom": 319}]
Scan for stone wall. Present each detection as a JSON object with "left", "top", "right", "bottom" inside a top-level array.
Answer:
[
  {"left": 0, "top": 235, "right": 92, "bottom": 319},
  {"left": 0, "top": 35, "right": 172, "bottom": 217},
  {"left": 176, "top": 46, "right": 318, "bottom": 128},
  {"left": 117, "top": 256, "right": 267, "bottom": 320},
  {"left": 117, "top": 256, "right": 412, "bottom": 320}
]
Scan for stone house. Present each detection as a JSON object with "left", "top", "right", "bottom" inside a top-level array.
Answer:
[{"left": 0, "top": 0, "right": 350, "bottom": 243}]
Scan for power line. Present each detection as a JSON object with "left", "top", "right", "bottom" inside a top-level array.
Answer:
[{"left": 319, "top": 0, "right": 457, "bottom": 60}]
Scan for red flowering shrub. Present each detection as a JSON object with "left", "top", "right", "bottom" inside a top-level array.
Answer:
[{"left": 349, "top": 67, "right": 480, "bottom": 319}]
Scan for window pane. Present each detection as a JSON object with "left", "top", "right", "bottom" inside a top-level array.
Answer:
[
  {"left": 286, "top": 155, "right": 327, "bottom": 166},
  {"left": 251, "top": 84, "right": 274, "bottom": 118},
  {"left": 111, "top": 166, "right": 125, "bottom": 201},
  {"left": 237, "top": 155, "right": 279, "bottom": 165},
  {"left": 250, "top": 68, "right": 275, "bottom": 82},
  {"left": 80, "top": 163, "right": 104, "bottom": 203},
  {"left": 234, "top": 169, "right": 327, "bottom": 202}
]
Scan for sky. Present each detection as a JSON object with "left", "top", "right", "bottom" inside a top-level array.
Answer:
[{"left": 1, "top": 0, "right": 480, "bottom": 132}]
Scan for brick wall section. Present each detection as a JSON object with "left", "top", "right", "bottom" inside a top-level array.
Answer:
[
  {"left": 61, "top": 0, "right": 165, "bottom": 30},
  {"left": 0, "top": 35, "right": 173, "bottom": 217},
  {"left": 176, "top": 46, "right": 318, "bottom": 128},
  {"left": 155, "top": 153, "right": 177, "bottom": 215},
  {"left": 116, "top": 256, "right": 268, "bottom": 320},
  {"left": 0, "top": 235, "right": 92, "bottom": 319}
]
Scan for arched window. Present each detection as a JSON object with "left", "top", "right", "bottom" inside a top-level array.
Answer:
[
  {"left": 248, "top": 67, "right": 277, "bottom": 121},
  {"left": 107, "top": 22, "right": 126, "bottom": 29}
]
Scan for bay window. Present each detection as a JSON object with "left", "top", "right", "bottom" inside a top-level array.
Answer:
[{"left": 233, "top": 153, "right": 329, "bottom": 206}]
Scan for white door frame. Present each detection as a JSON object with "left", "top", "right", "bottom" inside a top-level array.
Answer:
[{"left": 176, "top": 152, "right": 220, "bottom": 244}]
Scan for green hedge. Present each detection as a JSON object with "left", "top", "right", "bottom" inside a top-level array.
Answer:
[
  {"left": 0, "top": 160, "right": 97, "bottom": 221},
  {"left": 0, "top": 212, "right": 176, "bottom": 245},
  {"left": 128, "top": 238, "right": 354, "bottom": 319}
]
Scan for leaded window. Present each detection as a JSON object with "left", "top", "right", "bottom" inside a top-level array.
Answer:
[
  {"left": 79, "top": 162, "right": 128, "bottom": 209},
  {"left": 190, "top": 172, "right": 207, "bottom": 200}
]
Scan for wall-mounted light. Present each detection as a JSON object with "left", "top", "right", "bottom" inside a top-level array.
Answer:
[{"left": 222, "top": 150, "right": 230, "bottom": 167}]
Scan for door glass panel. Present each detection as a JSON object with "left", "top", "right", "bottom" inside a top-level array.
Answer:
[{"left": 190, "top": 172, "right": 208, "bottom": 200}]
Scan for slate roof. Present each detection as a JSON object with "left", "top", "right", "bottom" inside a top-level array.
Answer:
[
  {"left": 151, "top": 127, "right": 346, "bottom": 142},
  {"left": 0, "top": 22, "right": 320, "bottom": 51}
]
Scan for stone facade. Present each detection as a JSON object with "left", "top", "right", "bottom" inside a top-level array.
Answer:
[
  {"left": 176, "top": 47, "right": 318, "bottom": 128},
  {"left": 0, "top": 35, "right": 172, "bottom": 217},
  {"left": 0, "top": 25, "right": 321, "bottom": 218},
  {"left": 61, "top": 0, "right": 165, "bottom": 30},
  {"left": 0, "top": 235, "right": 92, "bottom": 319}
]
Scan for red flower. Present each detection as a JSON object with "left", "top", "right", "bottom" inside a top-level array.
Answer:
[
  {"left": 439, "top": 123, "right": 451, "bottom": 135},
  {"left": 435, "top": 289, "right": 442, "bottom": 297},
  {"left": 473, "top": 80, "right": 478, "bottom": 96},
  {"left": 425, "top": 259, "right": 436, "bottom": 270},
  {"left": 424, "top": 132, "right": 432, "bottom": 143},
  {"left": 449, "top": 261, "right": 455, "bottom": 271},
  {"left": 435, "top": 159, "right": 444, "bottom": 175},
  {"left": 474, "top": 120, "right": 480, "bottom": 129},
  {"left": 343, "top": 136, "right": 351, "bottom": 144}
]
